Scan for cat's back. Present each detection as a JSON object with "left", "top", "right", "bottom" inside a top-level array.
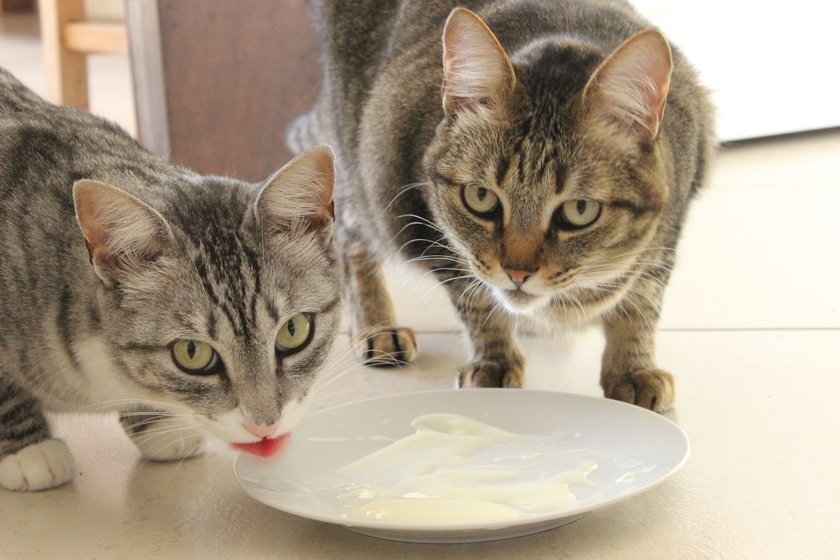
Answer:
[
  {"left": 0, "top": 68, "right": 189, "bottom": 214},
  {"left": 0, "top": 69, "right": 193, "bottom": 316},
  {"left": 1, "top": 67, "right": 149, "bottom": 191},
  {"left": 315, "top": 0, "right": 711, "bottom": 153},
  {"left": 315, "top": 0, "right": 671, "bottom": 95}
]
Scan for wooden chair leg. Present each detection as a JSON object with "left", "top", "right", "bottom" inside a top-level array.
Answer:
[
  {"left": 0, "top": 0, "right": 35, "bottom": 13},
  {"left": 39, "top": 0, "right": 89, "bottom": 109}
]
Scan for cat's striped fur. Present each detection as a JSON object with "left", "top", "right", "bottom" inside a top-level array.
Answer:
[
  {"left": 290, "top": 0, "right": 713, "bottom": 409},
  {"left": 0, "top": 68, "right": 342, "bottom": 491}
]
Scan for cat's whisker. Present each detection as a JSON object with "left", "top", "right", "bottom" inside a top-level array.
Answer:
[
  {"left": 396, "top": 221, "right": 447, "bottom": 240},
  {"left": 412, "top": 239, "right": 456, "bottom": 261},
  {"left": 82, "top": 398, "right": 192, "bottom": 414},
  {"left": 578, "top": 259, "right": 672, "bottom": 284},
  {"left": 469, "top": 282, "right": 491, "bottom": 309},
  {"left": 338, "top": 325, "right": 422, "bottom": 369},
  {"left": 481, "top": 300, "right": 507, "bottom": 327},
  {"left": 133, "top": 427, "right": 205, "bottom": 470},
  {"left": 554, "top": 295, "right": 572, "bottom": 323},
  {"left": 426, "top": 274, "right": 476, "bottom": 297},
  {"left": 130, "top": 425, "right": 203, "bottom": 458},
  {"left": 306, "top": 373, "right": 358, "bottom": 403},
  {"left": 456, "top": 278, "right": 484, "bottom": 309},
  {"left": 130, "top": 423, "right": 201, "bottom": 446},
  {"left": 406, "top": 251, "right": 470, "bottom": 266},
  {"left": 396, "top": 236, "right": 453, "bottom": 257},
  {"left": 121, "top": 417, "right": 187, "bottom": 434},
  {"left": 418, "top": 266, "right": 472, "bottom": 281},
  {"left": 590, "top": 282, "right": 657, "bottom": 334},
  {"left": 602, "top": 246, "right": 677, "bottom": 261},
  {"left": 396, "top": 213, "right": 447, "bottom": 232},
  {"left": 583, "top": 265, "right": 671, "bottom": 292},
  {"left": 466, "top": 280, "right": 493, "bottom": 312},
  {"left": 587, "top": 260, "right": 675, "bottom": 276},
  {"left": 116, "top": 412, "right": 193, "bottom": 424},
  {"left": 349, "top": 321, "right": 400, "bottom": 345},
  {"left": 567, "top": 292, "right": 590, "bottom": 324},
  {"left": 395, "top": 220, "right": 449, "bottom": 243},
  {"left": 407, "top": 257, "right": 471, "bottom": 270},
  {"left": 385, "top": 182, "right": 432, "bottom": 211},
  {"left": 310, "top": 345, "right": 370, "bottom": 388},
  {"left": 308, "top": 370, "right": 358, "bottom": 398},
  {"left": 605, "top": 283, "right": 665, "bottom": 318},
  {"left": 407, "top": 253, "right": 466, "bottom": 263}
]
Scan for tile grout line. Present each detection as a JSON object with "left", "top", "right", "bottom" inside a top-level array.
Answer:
[{"left": 333, "top": 327, "right": 840, "bottom": 336}]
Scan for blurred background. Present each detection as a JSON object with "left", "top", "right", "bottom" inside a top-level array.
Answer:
[
  {"left": 2, "top": 0, "right": 839, "bottom": 179},
  {"left": 1, "top": 3, "right": 839, "bottom": 558},
  {"left": 1, "top": 0, "right": 838, "bottom": 337}
]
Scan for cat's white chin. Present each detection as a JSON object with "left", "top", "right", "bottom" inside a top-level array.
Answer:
[
  {"left": 495, "top": 288, "right": 550, "bottom": 313},
  {"left": 193, "top": 398, "right": 309, "bottom": 444}
]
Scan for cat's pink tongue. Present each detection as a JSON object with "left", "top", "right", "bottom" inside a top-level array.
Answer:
[{"left": 231, "top": 433, "right": 289, "bottom": 457}]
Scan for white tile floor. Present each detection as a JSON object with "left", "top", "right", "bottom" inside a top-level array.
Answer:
[{"left": 1, "top": 8, "right": 839, "bottom": 560}]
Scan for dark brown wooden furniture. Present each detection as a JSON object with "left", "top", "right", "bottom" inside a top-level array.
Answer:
[{"left": 125, "top": 0, "right": 321, "bottom": 182}]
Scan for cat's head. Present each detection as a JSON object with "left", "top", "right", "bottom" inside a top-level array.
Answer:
[
  {"left": 73, "top": 146, "right": 341, "bottom": 446},
  {"left": 424, "top": 8, "right": 673, "bottom": 316}
]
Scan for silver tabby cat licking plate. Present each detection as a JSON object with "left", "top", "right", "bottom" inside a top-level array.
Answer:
[{"left": 0, "top": 68, "right": 342, "bottom": 492}]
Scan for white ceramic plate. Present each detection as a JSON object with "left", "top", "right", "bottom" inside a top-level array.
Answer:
[{"left": 234, "top": 389, "right": 689, "bottom": 543}]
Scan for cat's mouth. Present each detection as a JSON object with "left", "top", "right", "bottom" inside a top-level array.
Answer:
[
  {"left": 497, "top": 288, "right": 548, "bottom": 312},
  {"left": 231, "top": 433, "right": 290, "bottom": 457},
  {"left": 504, "top": 289, "right": 537, "bottom": 303}
]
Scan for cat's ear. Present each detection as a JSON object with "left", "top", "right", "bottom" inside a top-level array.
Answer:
[
  {"left": 255, "top": 145, "right": 335, "bottom": 240},
  {"left": 73, "top": 180, "right": 174, "bottom": 286},
  {"left": 442, "top": 7, "right": 516, "bottom": 116},
  {"left": 582, "top": 29, "right": 672, "bottom": 141}
]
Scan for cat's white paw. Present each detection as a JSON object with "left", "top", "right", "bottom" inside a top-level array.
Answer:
[
  {"left": 0, "top": 439, "right": 75, "bottom": 491},
  {"left": 131, "top": 418, "right": 206, "bottom": 461}
]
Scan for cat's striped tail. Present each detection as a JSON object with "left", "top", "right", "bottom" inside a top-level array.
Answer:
[{"left": 285, "top": 110, "right": 323, "bottom": 155}]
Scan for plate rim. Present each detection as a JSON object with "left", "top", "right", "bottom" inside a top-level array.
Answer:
[{"left": 234, "top": 388, "right": 691, "bottom": 533}]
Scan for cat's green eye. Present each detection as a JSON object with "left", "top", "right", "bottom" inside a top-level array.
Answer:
[
  {"left": 462, "top": 184, "right": 500, "bottom": 217},
  {"left": 171, "top": 340, "right": 218, "bottom": 374},
  {"left": 276, "top": 313, "right": 313, "bottom": 354},
  {"left": 555, "top": 199, "right": 602, "bottom": 230}
]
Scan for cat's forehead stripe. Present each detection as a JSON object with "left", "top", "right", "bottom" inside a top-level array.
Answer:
[
  {"left": 554, "top": 163, "right": 568, "bottom": 194},
  {"left": 495, "top": 155, "right": 510, "bottom": 186},
  {"left": 192, "top": 242, "right": 257, "bottom": 339},
  {"left": 206, "top": 310, "right": 218, "bottom": 341},
  {"left": 320, "top": 297, "right": 341, "bottom": 315}
]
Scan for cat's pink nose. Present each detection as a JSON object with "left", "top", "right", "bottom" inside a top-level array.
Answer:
[
  {"left": 243, "top": 422, "right": 279, "bottom": 439},
  {"left": 505, "top": 267, "right": 535, "bottom": 286}
]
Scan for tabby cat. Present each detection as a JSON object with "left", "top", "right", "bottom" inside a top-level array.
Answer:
[
  {"left": 0, "top": 68, "right": 341, "bottom": 491},
  {"left": 289, "top": 0, "right": 714, "bottom": 411}
]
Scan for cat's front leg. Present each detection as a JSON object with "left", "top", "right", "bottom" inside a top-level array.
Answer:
[
  {"left": 343, "top": 232, "right": 418, "bottom": 367},
  {"left": 600, "top": 289, "right": 675, "bottom": 412},
  {"left": 120, "top": 409, "right": 205, "bottom": 461},
  {"left": 0, "top": 378, "right": 75, "bottom": 491},
  {"left": 441, "top": 276, "right": 525, "bottom": 388}
]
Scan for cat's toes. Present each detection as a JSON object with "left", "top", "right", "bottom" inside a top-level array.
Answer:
[
  {"left": 458, "top": 359, "right": 524, "bottom": 389},
  {"left": 603, "top": 369, "right": 675, "bottom": 412},
  {"left": 0, "top": 439, "right": 75, "bottom": 491},
  {"left": 131, "top": 419, "right": 206, "bottom": 462},
  {"left": 354, "top": 326, "right": 418, "bottom": 367}
]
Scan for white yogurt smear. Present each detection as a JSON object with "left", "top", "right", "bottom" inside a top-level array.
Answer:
[{"left": 317, "top": 413, "right": 600, "bottom": 524}]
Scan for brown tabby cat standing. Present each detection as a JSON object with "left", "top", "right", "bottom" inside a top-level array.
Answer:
[{"left": 289, "top": 0, "right": 714, "bottom": 411}]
